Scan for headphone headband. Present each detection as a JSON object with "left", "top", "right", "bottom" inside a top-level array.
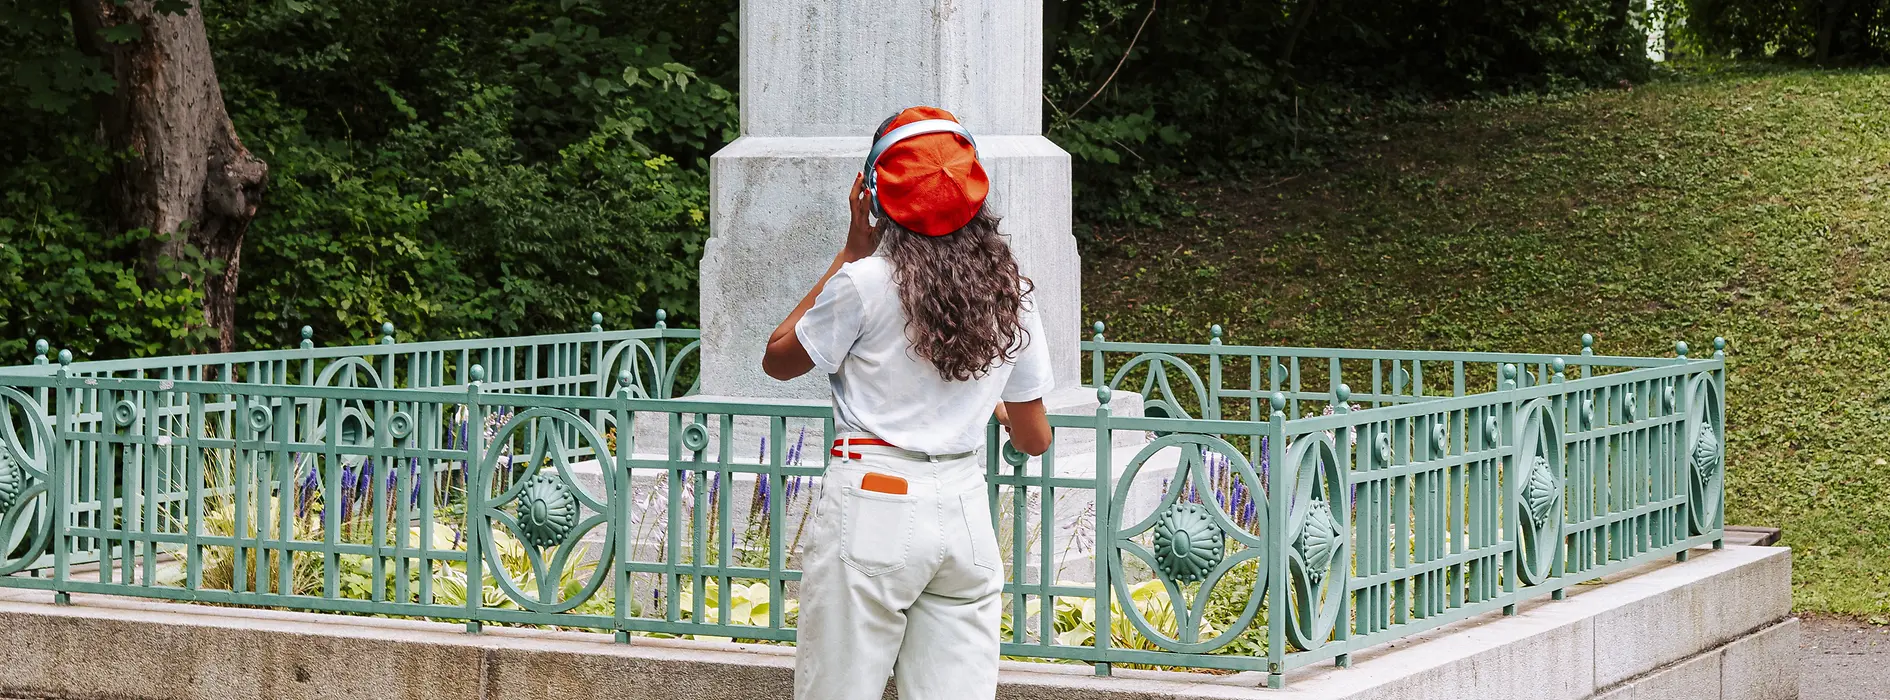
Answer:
[{"left": 863, "top": 119, "right": 978, "bottom": 193}]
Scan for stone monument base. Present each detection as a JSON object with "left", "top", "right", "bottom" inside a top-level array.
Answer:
[{"left": 0, "top": 546, "right": 1795, "bottom": 700}]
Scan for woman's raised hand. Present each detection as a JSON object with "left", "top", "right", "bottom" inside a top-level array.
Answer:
[{"left": 845, "top": 173, "right": 879, "bottom": 259}]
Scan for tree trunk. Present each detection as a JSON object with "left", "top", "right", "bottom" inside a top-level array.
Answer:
[
  {"left": 68, "top": 0, "right": 267, "bottom": 353},
  {"left": 1815, "top": 0, "right": 1848, "bottom": 63}
]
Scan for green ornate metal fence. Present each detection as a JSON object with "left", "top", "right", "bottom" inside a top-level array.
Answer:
[{"left": 0, "top": 319, "right": 1725, "bottom": 688}]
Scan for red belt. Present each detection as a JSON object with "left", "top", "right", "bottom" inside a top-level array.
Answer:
[{"left": 830, "top": 437, "right": 900, "bottom": 460}]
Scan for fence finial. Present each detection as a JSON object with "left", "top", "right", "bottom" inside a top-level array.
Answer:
[
  {"left": 380, "top": 322, "right": 396, "bottom": 345},
  {"left": 1209, "top": 324, "right": 1223, "bottom": 345},
  {"left": 1712, "top": 337, "right": 1726, "bottom": 360},
  {"left": 1551, "top": 357, "right": 1566, "bottom": 383},
  {"left": 654, "top": 309, "right": 667, "bottom": 330},
  {"left": 618, "top": 370, "right": 633, "bottom": 389},
  {"left": 1675, "top": 341, "right": 1689, "bottom": 359},
  {"left": 33, "top": 339, "right": 48, "bottom": 365},
  {"left": 57, "top": 349, "right": 72, "bottom": 366},
  {"left": 301, "top": 326, "right": 315, "bottom": 350},
  {"left": 1092, "top": 321, "right": 1105, "bottom": 342},
  {"left": 1270, "top": 392, "right": 1287, "bottom": 416},
  {"left": 469, "top": 364, "right": 485, "bottom": 383},
  {"left": 1096, "top": 384, "right": 1112, "bottom": 404},
  {"left": 591, "top": 312, "right": 604, "bottom": 333},
  {"left": 1501, "top": 363, "right": 1517, "bottom": 390},
  {"left": 1580, "top": 333, "right": 1594, "bottom": 356},
  {"left": 1334, "top": 383, "right": 1352, "bottom": 408}
]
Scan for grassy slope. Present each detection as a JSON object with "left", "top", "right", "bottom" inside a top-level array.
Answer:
[{"left": 1081, "top": 65, "right": 1890, "bottom": 617}]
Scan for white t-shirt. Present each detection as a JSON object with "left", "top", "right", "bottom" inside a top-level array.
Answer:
[{"left": 794, "top": 256, "right": 1054, "bottom": 455}]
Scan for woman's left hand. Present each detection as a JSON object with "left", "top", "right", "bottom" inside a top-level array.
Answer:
[{"left": 845, "top": 173, "right": 878, "bottom": 259}]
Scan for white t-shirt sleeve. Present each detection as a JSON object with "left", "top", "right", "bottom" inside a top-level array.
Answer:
[
  {"left": 1000, "top": 299, "right": 1056, "bottom": 403},
  {"left": 793, "top": 269, "right": 865, "bottom": 375}
]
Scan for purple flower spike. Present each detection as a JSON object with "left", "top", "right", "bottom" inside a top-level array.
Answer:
[
  {"left": 408, "top": 459, "right": 423, "bottom": 508},
  {"left": 789, "top": 427, "right": 807, "bottom": 466},
  {"left": 339, "top": 472, "right": 354, "bottom": 521},
  {"left": 356, "top": 458, "right": 376, "bottom": 496},
  {"left": 296, "top": 456, "right": 318, "bottom": 518}
]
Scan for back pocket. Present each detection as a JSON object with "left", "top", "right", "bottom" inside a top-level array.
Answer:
[
  {"left": 841, "top": 486, "right": 916, "bottom": 576},
  {"left": 960, "top": 490, "right": 1001, "bottom": 572}
]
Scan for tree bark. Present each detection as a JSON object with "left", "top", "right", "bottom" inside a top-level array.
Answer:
[
  {"left": 1815, "top": 0, "right": 1848, "bottom": 63},
  {"left": 68, "top": 0, "right": 267, "bottom": 353}
]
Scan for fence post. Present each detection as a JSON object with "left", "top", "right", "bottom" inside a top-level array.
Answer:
[
  {"left": 652, "top": 310, "right": 669, "bottom": 399},
  {"left": 51, "top": 350, "right": 72, "bottom": 605},
  {"left": 1266, "top": 392, "right": 1288, "bottom": 689},
  {"left": 1711, "top": 337, "right": 1727, "bottom": 549},
  {"left": 1551, "top": 358, "right": 1568, "bottom": 599},
  {"left": 613, "top": 370, "right": 633, "bottom": 644},
  {"left": 464, "top": 365, "right": 486, "bottom": 634},
  {"left": 1206, "top": 325, "right": 1223, "bottom": 420},
  {"left": 1333, "top": 384, "right": 1354, "bottom": 668},
  {"left": 1092, "top": 385, "right": 1113, "bottom": 678},
  {"left": 1500, "top": 364, "right": 1519, "bottom": 615}
]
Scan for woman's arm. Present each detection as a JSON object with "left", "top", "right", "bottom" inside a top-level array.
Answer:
[
  {"left": 994, "top": 400, "right": 1052, "bottom": 456},
  {"left": 761, "top": 174, "right": 880, "bottom": 381}
]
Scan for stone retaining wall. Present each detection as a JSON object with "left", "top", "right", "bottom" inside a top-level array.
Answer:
[{"left": 0, "top": 546, "right": 1793, "bottom": 699}]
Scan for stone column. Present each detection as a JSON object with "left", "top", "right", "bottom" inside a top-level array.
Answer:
[{"left": 700, "top": 0, "right": 1082, "bottom": 401}]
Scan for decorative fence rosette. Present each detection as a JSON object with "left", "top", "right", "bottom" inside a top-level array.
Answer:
[
  {"left": 1512, "top": 398, "right": 1565, "bottom": 586},
  {"left": 475, "top": 408, "right": 616, "bottom": 614},
  {"left": 1283, "top": 432, "right": 1349, "bottom": 651},
  {"left": 1106, "top": 434, "right": 1267, "bottom": 654},
  {"left": 1683, "top": 375, "right": 1725, "bottom": 536}
]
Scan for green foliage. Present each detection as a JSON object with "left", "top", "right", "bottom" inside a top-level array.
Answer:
[
  {"left": 6, "top": 0, "right": 1678, "bottom": 357},
  {"left": 0, "top": 2, "right": 219, "bottom": 361},
  {"left": 1084, "top": 63, "right": 1890, "bottom": 617},
  {"left": 668, "top": 578, "right": 799, "bottom": 642},
  {"left": 214, "top": 0, "right": 737, "bottom": 348},
  {"left": 0, "top": 138, "right": 222, "bottom": 360},
  {"left": 1044, "top": 0, "right": 1657, "bottom": 225},
  {"left": 179, "top": 479, "right": 614, "bottom": 626},
  {"left": 1, "top": 0, "right": 737, "bottom": 358},
  {"left": 1002, "top": 575, "right": 1268, "bottom": 667},
  {"left": 1683, "top": 0, "right": 1890, "bottom": 63}
]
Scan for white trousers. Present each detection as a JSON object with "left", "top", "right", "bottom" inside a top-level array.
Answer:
[{"left": 794, "top": 446, "right": 1003, "bottom": 700}]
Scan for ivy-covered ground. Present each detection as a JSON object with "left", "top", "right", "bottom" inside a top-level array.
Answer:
[{"left": 1082, "top": 63, "right": 1890, "bottom": 618}]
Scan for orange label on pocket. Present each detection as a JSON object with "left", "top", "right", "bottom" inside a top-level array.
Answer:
[{"left": 861, "top": 472, "right": 908, "bottom": 495}]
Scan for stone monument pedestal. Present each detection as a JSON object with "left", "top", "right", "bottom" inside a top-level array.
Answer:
[{"left": 700, "top": 0, "right": 1091, "bottom": 404}]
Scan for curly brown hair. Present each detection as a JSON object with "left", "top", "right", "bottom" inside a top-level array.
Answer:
[{"left": 879, "top": 211, "right": 1033, "bottom": 382}]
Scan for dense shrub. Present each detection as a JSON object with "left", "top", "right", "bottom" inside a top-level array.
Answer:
[
  {"left": 1683, "top": 0, "right": 1890, "bottom": 62},
  {"left": 1044, "top": 0, "right": 1657, "bottom": 225},
  {"left": 1, "top": 0, "right": 737, "bottom": 360},
  {"left": 3, "top": 0, "right": 1660, "bottom": 360}
]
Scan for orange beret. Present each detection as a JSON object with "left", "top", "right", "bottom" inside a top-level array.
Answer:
[{"left": 869, "top": 106, "right": 990, "bottom": 236}]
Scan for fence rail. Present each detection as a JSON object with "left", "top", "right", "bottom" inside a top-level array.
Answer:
[{"left": 0, "top": 324, "right": 1726, "bottom": 687}]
